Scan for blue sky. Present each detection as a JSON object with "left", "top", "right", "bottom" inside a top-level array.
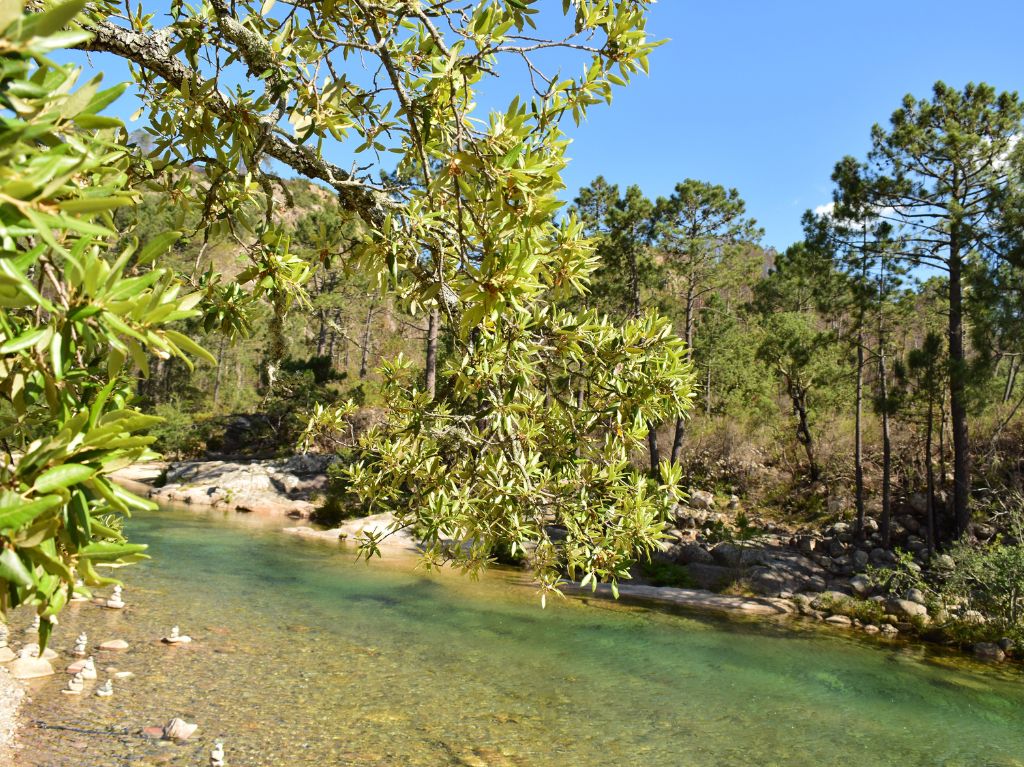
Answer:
[
  {"left": 67, "top": 1, "right": 1024, "bottom": 251},
  {"left": 559, "top": 0, "right": 1024, "bottom": 250}
]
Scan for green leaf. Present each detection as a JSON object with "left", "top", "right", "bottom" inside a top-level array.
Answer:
[
  {"left": 33, "top": 463, "right": 95, "bottom": 493},
  {"left": 80, "top": 541, "right": 149, "bottom": 562},
  {"left": 0, "top": 547, "right": 33, "bottom": 587},
  {"left": 0, "top": 494, "right": 61, "bottom": 530}
]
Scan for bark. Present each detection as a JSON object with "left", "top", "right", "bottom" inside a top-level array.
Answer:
[
  {"left": 77, "top": 18, "right": 390, "bottom": 226},
  {"left": 359, "top": 300, "right": 376, "bottom": 379},
  {"left": 670, "top": 418, "right": 685, "bottom": 467},
  {"left": 854, "top": 334, "right": 866, "bottom": 535},
  {"left": 925, "top": 395, "right": 937, "bottom": 555},
  {"left": 787, "top": 378, "right": 819, "bottom": 482},
  {"left": 879, "top": 341, "right": 893, "bottom": 548},
  {"left": 647, "top": 423, "right": 661, "bottom": 477},
  {"left": 316, "top": 308, "right": 327, "bottom": 357},
  {"left": 1004, "top": 355, "right": 1019, "bottom": 404},
  {"left": 948, "top": 238, "right": 972, "bottom": 536},
  {"left": 425, "top": 307, "right": 439, "bottom": 399}
]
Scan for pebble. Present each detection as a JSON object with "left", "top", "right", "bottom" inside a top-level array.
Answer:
[{"left": 99, "top": 640, "right": 129, "bottom": 651}]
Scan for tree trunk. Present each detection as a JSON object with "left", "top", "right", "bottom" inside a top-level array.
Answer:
[
  {"left": 948, "top": 242, "right": 971, "bottom": 536},
  {"left": 925, "top": 394, "right": 937, "bottom": 555},
  {"left": 212, "top": 335, "right": 226, "bottom": 408},
  {"left": 316, "top": 308, "right": 327, "bottom": 357},
  {"left": 1004, "top": 355, "right": 1019, "bottom": 404},
  {"left": 670, "top": 419, "right": 685, "bottom": 466},
  {"left": 879, "top": 340, "right": 893, "bottom": 548},
  {"left": 788, "top": 379, "right": 818, "bottom": 482},
  {"left": 647, "top": 423, "right": 661, "bottom": 477},
  {"left": 704, "top": 365, "right": 712, "bottom": 415},
  {"left": 854, "top": 325, "right": 865, "bottom": 536},
  {"left": 425, "top": 307, "right": 439, "bottom": 399},
  {"left": 670, "top": 293, "right": 695, "bottom": 466},
  {"left": 359, "top": 300, "right": 376, "bottom": 379}
]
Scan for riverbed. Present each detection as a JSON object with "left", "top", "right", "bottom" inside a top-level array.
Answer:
[{"left": 14, "top": 505, "right": 1024, "bottom": 766}]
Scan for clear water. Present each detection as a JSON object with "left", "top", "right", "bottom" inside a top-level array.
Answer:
[{"left": 14, "top": 505, "right": 1024, "bottom": 767}]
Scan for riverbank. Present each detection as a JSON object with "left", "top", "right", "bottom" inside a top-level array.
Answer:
[
  {"left": 0, "top": 668, "right": 23, "bottom": 764},
  {"left": 111, "top": 458, "right": 1020, "bottom": 665}
]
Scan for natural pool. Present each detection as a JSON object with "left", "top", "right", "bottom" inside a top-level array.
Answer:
[{"left": 14, "top": 505, "right": 1024, "bottom": 767}]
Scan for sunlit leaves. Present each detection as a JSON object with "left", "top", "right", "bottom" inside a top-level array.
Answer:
[{"left": 0, "top": 2, "right": 210, "bottom": 641}]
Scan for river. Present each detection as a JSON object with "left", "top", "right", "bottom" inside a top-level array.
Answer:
[{"left": 14, "top": 505, "right": 1024, "bottom": 766}]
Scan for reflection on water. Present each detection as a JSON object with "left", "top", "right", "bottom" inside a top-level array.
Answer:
[{"left": 14, "top": 505, "right": 1024, "bottom": 767}]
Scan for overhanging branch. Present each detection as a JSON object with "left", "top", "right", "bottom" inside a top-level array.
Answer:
[{"left": 76, "top": 16, "right": 393, "bottom": 227}]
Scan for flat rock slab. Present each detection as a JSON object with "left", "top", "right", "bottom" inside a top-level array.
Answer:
[
  {"left": 284, "top": 513, "right": 420, "bottom": 553},
  {"left": 98, "top": 639, "right": 129, "bottom": 651},
  {"left": 7, "top": 656, "right": 54, "bottom": 679},
  {"left": 566, "top": 583, "right": 795, "bottom": 617}
]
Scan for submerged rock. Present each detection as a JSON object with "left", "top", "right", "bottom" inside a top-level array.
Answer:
[
  {"left": 163, "top": 717, "right": 198, "bottom": 741},
  {"left": 973, "top": 642, "right": 1006, "bottom": 663},
  {"left": 9, "top": 654, "right": 54, "bottom": 679}
]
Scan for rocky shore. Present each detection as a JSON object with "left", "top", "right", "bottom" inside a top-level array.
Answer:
[
  {"left": 112, "top": 459, "right": 1016, "bottom": 663},
  {"left": 115, "top": 455, "right": 337, "bottom": 517}
]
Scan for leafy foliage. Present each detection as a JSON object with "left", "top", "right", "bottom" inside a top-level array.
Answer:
[{"left": 0, "top": 0, "right": 211, "bottom": 641}]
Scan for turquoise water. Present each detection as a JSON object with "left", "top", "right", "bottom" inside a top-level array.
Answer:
[{"left": 15, "top": 506, "right": 1024, "bottom": 766}]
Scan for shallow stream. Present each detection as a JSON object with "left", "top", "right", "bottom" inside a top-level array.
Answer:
[{"left": 14, "top": 505, "right": 1024, "bottom": 766}]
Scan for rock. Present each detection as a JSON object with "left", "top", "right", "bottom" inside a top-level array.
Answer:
[
  {"left": 908, "top": 493, "right": 928, "bottom": 514},
  {"left": 669, "top": 542, "right": 714, "bottom": 566},
  {"left": 688, "top": 489, "right": 715, "bottom": 510},
  {"left": 142, "top": 726, "right": 165, "bottom": 739},
  {"left": 8, "top": 655, "right": 54, "bottom": 679},
  {"left": 905, "top": 588, "right": 927, "bottom": 605},
  {"left": 163, "top": 718, "right": 198, "bottom": 741},
  {"left": 0, "top": 647, "right": 14, "bottom": 663},
  {"left": 850, "top": 575, "right": 872, "bottom": 597},
  {"left": 709, "top": 542, "right": 762, "bottom": 568},
  {"left": 852, "top": 549, "right": 869, "bottom": 570},
  {"left": 684, "top": 563, "right": 737, "bottom": 591},
  {"left": 973, "top": 642, "right": 1006, "bottom": 663},
  {"left": 748, "top": 567, "right": 799, "bottom": 597},
  {"left": 115, "top": 671, "right": 134, "bottom": 679},
  {"left": 65, "top": 660, "right": 87, "bottom": 674},
  {"left": 879, "top": 624, "right": 899, "bottom": 635},
  {"left": 998, "top": 637, "right": 1014, "bottom": 653},
  {"left": 886, "top": 598, "right": 928, "bottom": 620},
  {"left": 869, "top": 548, "right": 898, "bottom": 567},
  {"left": 961, "top": 610, "right": 987, "bottom": 625},
  {"left": 99, "top": 639, "right": 129, "bottom": 651},
  {"left": 811, "top": 591, "right": 851, "bottom": 611},
  {"left": 862, "top": 624, "right": 880, "bottom": 634},
  {"left": 933, "top": 554, "right": 955, "bottom": 571},
  {"left": 727, "top": 495, "right": 741, "bottom": 509},
  {"left": 825, "top": 614, "right": 852, "bottom": 626},
  {"left": 797, "top": 535, "right": 818, "bottom": 555},
  {"left": 19, "top": 644, "right": 57, "bottom": 661}
]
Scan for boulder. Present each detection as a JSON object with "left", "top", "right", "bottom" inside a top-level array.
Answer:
[
  {"left": 8, "top": 655, "right": 54, "bottom": 679},
  {"left": 849, "top": 575, "right": 872, "bottom": 597},
  {"left": 973, "top": 642, "right": 1005, "bottom": 663},
  {"left": 669, "top": 542, "right": 714, "bottom": 566},
  {"left": 684, "top": 563, "right": 736, "bottom": 591},
  {"left": 869, "top": 548, "right": 898, "bottom": 567},
  {"left": 688, "top": 489, "right": 715, "bottom": 511},
  {"left": 163, "top": 718, "right": 198, "bottom": 741},
  {"left": 825, "top": 614, "right": 852, "bottom": 626},
  {"left": 886, "top": 598, "right": 928, "bottom": 620},
  {"left": 852, "top": 549, "right": 869, "bottom": 570},
  {"left": 710, "top": 542, "right": 762, "bottom": 569},
  {"left": 905, "top": 588, "right": 927, "bottom": 606},
  {"left": 748, "top": 567, "right": 799, "bottom": 597}
]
